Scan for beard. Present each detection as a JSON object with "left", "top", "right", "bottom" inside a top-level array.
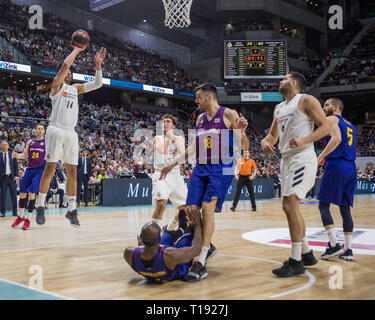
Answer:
[
  {"left": 325, "top": 108, "right": 334, "bottom": 116},
  {"left": 278, "top": 82, "right": 291, "bottom": 96}
]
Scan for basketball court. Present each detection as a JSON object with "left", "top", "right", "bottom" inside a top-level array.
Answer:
[{"left": 1, "top": 195, "right": 374, "bottom": 300}]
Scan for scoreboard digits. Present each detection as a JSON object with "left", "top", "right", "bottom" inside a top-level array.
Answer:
[{"left": 224, "top": 40, "right": 287, "bottom": 79}]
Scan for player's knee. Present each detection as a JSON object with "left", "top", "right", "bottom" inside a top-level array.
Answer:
[
  {"left": 339, "top": 205, "right": 354, "bottom": 232},
  {"left": 319, "top": 201, "right": 334, "bottom": 226},
  {"left": 19, "top": 197, "right": 28, "bottom": 209}
]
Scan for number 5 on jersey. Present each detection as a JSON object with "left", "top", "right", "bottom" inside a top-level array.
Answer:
[{"left": 347, "top": 127, "right": 353, "bottom": 146}]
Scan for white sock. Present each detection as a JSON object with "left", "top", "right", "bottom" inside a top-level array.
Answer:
[
  {"left": 18, "top": 208, "right": 25, "bottom": 219},
  {"left": 197, "top": 246, "right": 209, "bottom": 265},
  {"left": 24, "top": 211, "right": 31, "bottom": 220},
  {"left": 344, "top": 234, "right": 352, "bottom": 250},
  {"left": 68, "top": 196, "right": 76, "bottom": 212},
  {"left": 37, "top": 193, "right": 46, "bottom": 207},
  {"left": 326, "top": 228, "right": 337, "bottom": 246},
  {"left": 152, "top": 218, "right": 162, "bottom": 228},
  {"left": 167, "top": 219, "right": 178, "bottom": 231},
  {"left": 301, "top": 237, "right": 311, "bottom": 254},
  {"left": 291, "top": 242, "right": 302, "bottom": 261}
]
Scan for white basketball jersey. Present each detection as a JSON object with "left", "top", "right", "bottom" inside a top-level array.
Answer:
[
  {"left": 49, "top": 83, "right": 79, "bottom": 131},
  {"left": 275, "top": 93, "right": 315, "bottom": 157},
  {"left": 154, "top": 135, "right": 180, "bottom": 174}
]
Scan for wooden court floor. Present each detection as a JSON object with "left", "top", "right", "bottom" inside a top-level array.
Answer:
[{"left": 0, "top": 195, "right": 374, "bottom": 300}]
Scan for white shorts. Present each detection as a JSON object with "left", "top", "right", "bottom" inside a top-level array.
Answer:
[
  {"left": 280, "top": 151, "right": 317, "bottom": 200},
  {"left": 45, "top": 125, "right": 78, "bottom": 165},
  {"left": 152, "top": 171, "right": 188, "bottom": 208}
]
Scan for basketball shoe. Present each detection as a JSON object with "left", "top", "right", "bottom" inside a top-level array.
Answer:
[
  {"left": 339, "top": 246, "right": 354, "bottom": 261},
  {"left": 272, "top": 258, "right": 305, "bottom": 277},
  {"left": 36, "top": 207, "right": 46, "bottom": 225},
  {"left": 22, "top": 219, "right": 30, "bottom": 230},
  {"left": 302, "top": 250, "right": 318, "bottom": 266},
  {"left": 184, "top": 259, "right": 208, "bottom": 282},
  {"left": 12, "top": 216, "right": 24, "bottom": 228},
  {"left": 65, "top": 210, "right": 80, "bottom": 228},
  {"left": 321, "top": 242, "right": 342, "bottom": 260}
]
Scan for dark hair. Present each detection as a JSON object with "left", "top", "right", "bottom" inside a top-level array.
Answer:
[
  {"left": 35, "top": 123, "right": 45, "bottom": 130},
  {"left": 288, "top": 72, "right": 306, "bottom": 91},
  {"left": 195, "top": 83, "right": 217, "bottom": 100},
  {"left": 328, "top": 98, "right": 344, "bottom": 112},
  {"left": 161, "top": 114, "right": 178, "bottom": 126}
]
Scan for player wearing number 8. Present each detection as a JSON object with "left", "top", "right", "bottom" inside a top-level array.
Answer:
[
  {"left": 35, "top": 39, "right": 107, "bottom": 228},
  {"left": 317, "top": 98, "right": 357, "bottom": 261}
]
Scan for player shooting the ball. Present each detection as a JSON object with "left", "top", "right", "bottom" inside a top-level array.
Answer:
[{"left": 35, "top": 31, "right": 106, "bottom": 228}]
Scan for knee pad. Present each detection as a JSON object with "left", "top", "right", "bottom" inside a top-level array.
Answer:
[
  {"left": 28, "top": 199, "right": 36, "bottom": 213},
  {"left": 19, "top": 197, "right": 28, "bottom": 209},
  {"left": 339, "top": 205, "right": 354, "bottom": 233},
  {"left": 319, "top": 201, "right": 334, "bottom": 226}
]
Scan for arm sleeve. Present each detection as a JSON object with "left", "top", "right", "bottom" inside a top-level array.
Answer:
[{"left": 82, "top": 70, "right": 103, "bottom": 93}]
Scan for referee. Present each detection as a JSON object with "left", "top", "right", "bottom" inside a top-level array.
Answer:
[{"left": 231, "top": 150, "right": 257, "bottom": 212}]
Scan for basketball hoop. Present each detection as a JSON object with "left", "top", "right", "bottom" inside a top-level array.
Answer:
[{"left": 162, "top": 0, "right": 193, "bottom": 29}]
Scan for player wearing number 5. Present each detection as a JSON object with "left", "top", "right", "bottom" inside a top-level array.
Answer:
[
  {"left": 317, "top": 98, "right": 356, "bottom": 261},
  {"left": 11, "top": 124, "right": 46, "bottom": 230},
  {"left": 35, "top": 44, "right": 107, "bottom": 228}
]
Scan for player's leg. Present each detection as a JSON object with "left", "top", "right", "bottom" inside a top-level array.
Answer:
[
  {"left": 36, "top": 162, "right": 57, "bottom": 225},
  {"left": 245, "top": 178, "right": 256, "bottom": 211},
  {"left": 272, "top": 194, "right": 306, "bottom": 277},
  {"left": 338, "top": 204, "right": 354, "bottom": 261},
  {"left": 167, "top": 174, "right": 188, "bottom": 231},
  {"left": 12, "top": 192, "right": 27, "bottom": 228},
  {"left": 65, "top": 164, "right": 80, "bottom": 227},
  {"left": 318, "top": 160, "right": 345, "bottom": 259},
  {"left": 231, "top": 177, "right": 245, "bottom": 211},
  {"left": 63, "top": 131, "right": 80, "bottom": 227},
  {"left": 22, "top": 193, "right": 36, "bottom": 230},
  {"left": 339, "top": 163, "right": 356, "bottom": 261},
  {"left": 152, "top": 199, "right": 168, "bottom": 228}
]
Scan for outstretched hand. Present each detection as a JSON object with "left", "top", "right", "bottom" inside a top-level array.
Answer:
[
  {"left": 95, "top": 47, "right": 107, "bottom": 65},
  {"left": 234, "top": 113, "right": 248, "bottom": 133}
]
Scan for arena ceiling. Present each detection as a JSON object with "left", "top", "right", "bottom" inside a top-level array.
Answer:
[{"left": 56, "top": 0, "right": 271, "bottom": 48}]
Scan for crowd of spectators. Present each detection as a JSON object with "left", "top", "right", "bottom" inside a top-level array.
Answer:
[
  {"left": 0, "top": 47, "right": 13, "bottom": 61},
  {"left": 0, "top": 0, "right": 199, "bottom": 92},
  {"left": 224, "top": 81, "right": 280, "bottom": 96},
  {"left": 225, "top": 19, "right": 273, "bottom": 34},
  {"left": 357, "top": 112, "right": 375, "bottom": 157},
  {"left": 321, "top": 24, "right": 375, "bottom": 87}
]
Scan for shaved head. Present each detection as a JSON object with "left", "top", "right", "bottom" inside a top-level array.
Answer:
[{"left": 140, "top": 222, "right": 161, "bottom": 247}]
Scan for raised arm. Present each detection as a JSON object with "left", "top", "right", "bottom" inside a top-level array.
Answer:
[
  {"left": 226, "top": 109, "right": 249, "bottom": 151},
  {"left": 51, "top": 47, "right": 85, "bottom": 97},
  {"left": 73, "top": 47, "right": 106, "bottom": 95}
]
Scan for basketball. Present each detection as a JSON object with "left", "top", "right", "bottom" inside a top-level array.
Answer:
[{"left": 71, "top": 30, "right": 90, "bottom": 49}]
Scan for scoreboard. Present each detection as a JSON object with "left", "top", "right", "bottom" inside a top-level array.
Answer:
[{"left": 224, "top": 40, "right": 288, "bottom": 79}]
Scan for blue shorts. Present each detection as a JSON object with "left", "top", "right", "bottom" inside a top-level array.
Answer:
[
  {"left": 318, "top": 159, "right": 356, "bottom": 207},
  {"left": 161, "top": 232, "right": 194, "bottom": 279},
  {"left": 19, "top": 164, "right": 45, "bottom": 194},
  {"left": 186, "top": 164, "right": 234, "bottom": 212}
]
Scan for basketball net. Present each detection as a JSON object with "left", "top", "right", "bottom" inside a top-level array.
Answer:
[{"left": 162, "top": 0, "right": 193, "bottom": 29}]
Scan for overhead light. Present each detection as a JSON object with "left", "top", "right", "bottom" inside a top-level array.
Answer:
[{"left": 143, "top": 19, "right": 147, "bottom": 23}]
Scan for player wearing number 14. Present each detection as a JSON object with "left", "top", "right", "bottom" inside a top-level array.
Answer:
[{"left": 35, "top": 43, "right": 107, "bottom": 228}]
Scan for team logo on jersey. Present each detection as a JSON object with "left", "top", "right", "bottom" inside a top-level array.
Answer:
[
  {"left": 214, "top": 118, "right": 220, "bottom": 123},
  {"left": 242, "top": 228, "right": 375, "bottom": 255},
  {"left": 62, "top": 92, "right": 68, "bottom": 97}
]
